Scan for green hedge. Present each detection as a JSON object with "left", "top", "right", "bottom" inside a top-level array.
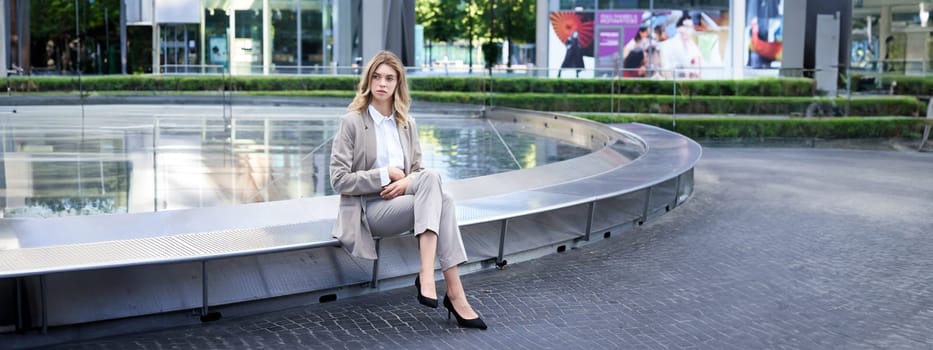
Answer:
[
  {"left": 6, "top": 76, "right": 815, "bottom": 97},
  {"left": 576, "top": 115, "right": 927, "bottom": 140},
  {"left": 879, "top": 76, "right": 933, "bottom": 97},
  {"left": 232, "top": 90, "right": 919, "bottom": 116},
  {"left": 850, "top": 73, "right": 933, "bottom": 97},
  {"left": 408, "top": 92, "right": 920, "bottom": 116}
]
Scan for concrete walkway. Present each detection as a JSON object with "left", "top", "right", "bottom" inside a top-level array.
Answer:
[{"left": 29, "top": 147, "right": 933, "bottom": 349}]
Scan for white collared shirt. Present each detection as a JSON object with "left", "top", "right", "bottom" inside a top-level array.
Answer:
[{"left": 368, "top": 104, "right": 405, "bottom": 186}]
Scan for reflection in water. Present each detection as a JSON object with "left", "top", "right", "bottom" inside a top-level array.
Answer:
[{"left": 0, "top": 114, "right": 589, "bottom": 218}]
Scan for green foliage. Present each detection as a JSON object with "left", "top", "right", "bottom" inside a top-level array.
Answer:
[
  {"left": 30, "top": 0, "right": 122, "bottom": 73},
  {"left": 482, "top": 42, "right": 501, "bottom": 70},
  {"left": 498, "top": 0, "right": 536, "bottom": 44},
  {"left": 445, "top": 93, "right": 918, "bottom": 116},
  {"left": 7, "top": 75, "right": 815, "bottom": 96},
  {"left": 576, "top": 115, "right": 927, "bottom": 140},
  {"left": 416, "top": 0, "right": 465, "bottom": 43},
  {"left": 850, "top": 73, "right": 933, "bottom": 96}
]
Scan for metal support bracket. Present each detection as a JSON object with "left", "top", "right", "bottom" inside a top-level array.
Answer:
[
  {"left": 921, "top": 99, "right": 932, "bottom": 151},
  {"left": 40, "top": 275, "right": 47, "bottom": 334},
  {"left": 672, "top": 175, "right": 682, "bottom": 209},
  {"left": 199, "top": 261, "right": 222, "bottom": 322},
  {"left": 583, "top": 202, "right": 596, "bottom": 241},
  {"left": 639, "top": 186, "right": 653, "bottom": 225},
  {"left": 496, "top": 219, "right": 509, "bottom": 269},
  {"left": 921, "top": 123, "right": 931, "bottom": 151},
  {"left": 15, "top": 277, "right": 23, "bottom": 332},
  {"left": 371, "top": 237, "right": 381, "bottom": 288}
]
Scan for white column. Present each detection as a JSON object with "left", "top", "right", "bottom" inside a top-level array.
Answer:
[
  {"left": 262, "top": 0, "right": 271, "bottom": 75},
  {"left": 333, "top": 0, "right": 352, "bottom": 68},
  {"left": 0, "top": 0, "right": 7, "bottom": 78},
  {"left": 535, "top": 0, "right": 549, "bottom": 75},
  {"left": 781, "top": 0, "right": 807, "bottom": 76},
  {"left": 728, "top": 0, "right": 746, "bottom": 79},
  {"left": 152, "top": 0, "right": 160, "bottom": 74}
]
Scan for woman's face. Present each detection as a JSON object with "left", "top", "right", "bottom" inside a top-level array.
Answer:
[{"left": 370, "top": 63, "right": 398, "bottom": 105}]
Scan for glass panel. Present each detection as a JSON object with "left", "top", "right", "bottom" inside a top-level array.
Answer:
[
  {"left": 598, "top": 0, "right": 639, "bottom": 9},
  {"left": 205, "top": 8, "right": 230, "bottom": 73},
  {"left": 302, "top": 2, "right": 326, "bottom": 70},
  {"left": 560, "top": 0, "right": 596, "bottom": 10},
  {"left": 0, "top": 110, "right": 591, "bottom": 217},
  {"left": 161, "top": 24, "right": 199, "bottom": 73},
  {"left": 233, "top": 5, "right": 263, "bottom": 74},
  {"left": 272, "top": 2, "right": 299, "bottom": 73}
]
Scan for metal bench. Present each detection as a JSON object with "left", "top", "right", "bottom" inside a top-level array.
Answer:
[{"left": 0, "top": 107, "right": 701, "bottom": 335}]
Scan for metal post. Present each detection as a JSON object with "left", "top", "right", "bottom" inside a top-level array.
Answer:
[
  {"left": 583, "top": 201, "right": 595, "bottom": 241},
  {"left": 920, "top": 99, "right": 933, "bottom": 151},
  {"left": 263, "top": 118, "right": 270, "bottom": 201},
  {"left": 296, "top": 0, "right": 302, "bottom": 74},
  {"left": 639, "top": 186, "right": 653, "bottom": 225},
  {"left": 610, "top": 76, "right": 615, "bottom": 116},
  {"left": 105, "top": 7, "right": 109, "bottom": 73},
  {"left": 153, "top": 118, "right": 159, "bottom": 211},
  {"left": 201, "top": 260, "right": 208, "bottom": 316},
  {"left": 496, "top": 219, "right": 508, "bottom": 268},
  {"left": 120, "top": 0, "right": 126, "bottom": 74},
  {"left": 672, "top": 175, "right": 682, "bottom": 208},
  {"left": 40, "top": 275, "right": 47, "bottom": 334},
  {"left": 672, "top": 72, "right": 677, "bottom": 128},
  {"left": 75, "top": 0, "right": 86, "bottom": 140},
  {"left": 198, "top": 260, "right": 222, "bottom": 322},
  {"left": 75, "top": 0, "right": 80, "bottom": 76},
  {"left": 371, "top": 237, "right": 381, "bottom": 288},
  {"left": 15, "top": 278, "right": 23, "bottom": 331}
]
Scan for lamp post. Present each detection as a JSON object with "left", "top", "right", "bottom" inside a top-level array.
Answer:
[
  {"left": 121, "top": 0, "right": 126, "bottom": 74},
  {"left": 467, "top": 0, "right": 473, "bottom": 73},
  {"left": 75, "top": 0, "right": 81, "bottom": 77}
]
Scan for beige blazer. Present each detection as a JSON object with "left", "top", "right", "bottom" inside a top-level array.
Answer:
[{"left": 329, "top": 109, "right": 423, "bottom": 259}]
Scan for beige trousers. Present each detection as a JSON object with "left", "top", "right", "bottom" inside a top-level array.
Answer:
[{"left": 364, "top": 169, "right": 467, "bottom": 270}]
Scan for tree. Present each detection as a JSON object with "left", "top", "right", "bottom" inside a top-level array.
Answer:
[
  {"left": 416, "top": 0, "right": 465, "bottom": 66},
  {"left": 498, "top": 0, "right": 534, "bottom": 68},
  {"left": 30, "top": 0, "right": 121, "bottom": 74},
  {"left": 468, "top": 0, "right": 535, "bottom": 68}
]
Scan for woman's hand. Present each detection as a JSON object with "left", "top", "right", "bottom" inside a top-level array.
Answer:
[
  {"left": 380, "top": 176, "right": 410, "bottom": 200},
  {"left": 387, "top": 166, "right": 405, "bottom": 182}
]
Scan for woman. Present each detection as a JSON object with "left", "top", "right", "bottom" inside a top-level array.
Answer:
[
  {"left": 621, "top": 26, "right": 650, "bottom": 78},
  {"left": 621, "top": 26, "right": 650, "bottom": 65},
  {"left": 659, "top": 15, "right": 703, "bottom": 79},
  {"left": 330, "top": 51, "right": 487, "bottom": 330}
]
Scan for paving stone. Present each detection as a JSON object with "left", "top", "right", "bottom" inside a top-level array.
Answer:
[{"left": 24, "top": 148, "right": 933, "bottom": 349}]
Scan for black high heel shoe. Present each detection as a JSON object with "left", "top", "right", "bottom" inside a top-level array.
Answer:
[
  {"left": 414, "top": 275, "right": 438, "bottom": 308},
  {"left": 443, "top": 294, "right": 487, "bottom": 330}
]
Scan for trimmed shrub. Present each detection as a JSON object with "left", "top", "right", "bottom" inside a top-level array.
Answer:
[
  {"left": 576, "top": 115, "right": 927, "bottom": 140},
  {"left": 5, "top": 75, "right": 815, "bottom": 97}
]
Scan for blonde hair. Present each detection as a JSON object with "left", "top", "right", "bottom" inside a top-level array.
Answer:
[{"left": 347, "top": 51, "right": 411, "bottom": 123}]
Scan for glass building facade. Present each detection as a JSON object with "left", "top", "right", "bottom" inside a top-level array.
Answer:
[
  {"left": 0, "top": 0, "right": 930, "bottom": 76},
  {"left": 167, "top": 0, "right": 343, "bottom": 74}
]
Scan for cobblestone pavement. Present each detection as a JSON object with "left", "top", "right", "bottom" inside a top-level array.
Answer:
[{"left": 35, "top": 148, "right": 933, "bottom": 349}]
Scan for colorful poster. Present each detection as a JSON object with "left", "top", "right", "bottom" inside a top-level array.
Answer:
[
  {"left": 641, "top": 9, "right": 730, "bottom": 78},
  {"left": 598, "top": 31, "right": 621, "bottom": 58},
  {"left": 594, "top": 10, "right": 643, "bottom": 77},
  {"left": 596, "top": 11, "right": 642, "bottom": 48},
  {"left": 549, "top": 11, "right": 595, "bottom": 78},
  {"left": 209, "top": 36, "right": 228, "bottom": 67},
  {"left": 747, "top": 0, "right": 784, "bottom": 69}
]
